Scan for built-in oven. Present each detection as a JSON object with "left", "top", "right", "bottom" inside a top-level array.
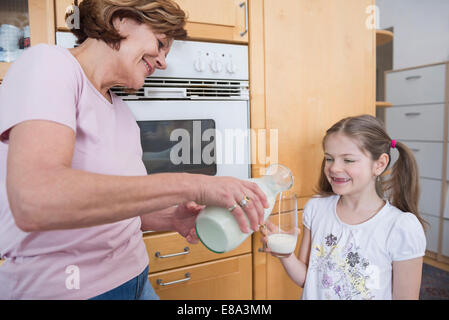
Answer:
[{"left": 56, "top": 34, "right": 251, "bottom": 179}]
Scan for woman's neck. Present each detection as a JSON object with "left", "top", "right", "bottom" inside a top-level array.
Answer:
[{"left": 68, "top": 39, "right": 121, "bottom": 102}]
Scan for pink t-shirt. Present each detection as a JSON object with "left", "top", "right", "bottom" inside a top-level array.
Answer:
[{"left": 0, "top": 44, "right": 149, "bottom": 299}]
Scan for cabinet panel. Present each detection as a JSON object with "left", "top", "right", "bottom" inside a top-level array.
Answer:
[
  {"left": 144, "top": 232, "right": 251, "bottom": 273},
  {"left": 149, "top": 254, "right": 252, "bottom": 300},
  {"left": 422, "top": 213, "right": 440, "bottom": 253},
  {"left": 419, "top": 178, "right": 442, "bottom": 218},
  {"left": 443, "top": 219, "right": 449, "bottom": 257},
  {"left": 262, "top": 0, "right": 375, "bottom": 197},
  {"left": 384, "top": 104, "right": 445, "bottom": 142},
  {"left": 55, "top": 0, "right": 248, "bottom": 43},
  {"left": 391, "top": 141, "right": 443, "bottom": 180},
  {"left": 386, "top": 64, "right": 446, "bottom": 106}
]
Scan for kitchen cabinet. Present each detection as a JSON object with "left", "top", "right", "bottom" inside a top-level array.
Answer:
[
  {"left": 144, "top": 232, "right": 252, "bottom": 299},
  {"left": 248, "top": 0, "right": 376, "bottom": 299},
  {"left": 55, "top": 0, "right": 248, "bottom": 43},
  {"left": 0, "top": 0, "right": 55, "bottom": 79},
  {"left": 385, "top": 61, "right": 449, "bottom": 264}
]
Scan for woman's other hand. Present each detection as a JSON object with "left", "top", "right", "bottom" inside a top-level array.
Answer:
[{"left": 172, "top": 201, "right": 205, "bottom": 244}]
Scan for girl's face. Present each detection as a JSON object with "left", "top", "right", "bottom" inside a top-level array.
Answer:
[
  {"left": 323, "top": 133, "right": 383, "bottom": 197},
  {"left": 113, "top": 17, "right": 172, "bottom": 89}
]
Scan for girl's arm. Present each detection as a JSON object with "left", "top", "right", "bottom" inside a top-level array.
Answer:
[
  {"left": 392, "top": 257, "right": 423, "bottom": 299},
  {"left": 278, "top": 226, "right": 311, "bottom": 288}
]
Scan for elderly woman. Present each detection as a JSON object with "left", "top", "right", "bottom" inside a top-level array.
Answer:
[{"left": 0, "top": 0, "right": 268, "bottom": 300}]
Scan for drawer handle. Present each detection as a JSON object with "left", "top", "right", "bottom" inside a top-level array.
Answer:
[
  {"left": 405, "top": 75, "right": 422, "bottom": 81},
  {"left": 404, "top": 112, "right": 421, "bottom": 116},
  {"left": 157, "top": 273, "right": 191, "bottom": 286},
  {"left": 155, "top": 247, "right": 190, "bottom": 259},
  {"left": 410, "top": 148, "right": 420, "bottom": 152}
]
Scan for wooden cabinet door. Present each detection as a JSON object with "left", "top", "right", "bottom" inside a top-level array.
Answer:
[
  {"left": 55, "top": 0, "right": 248, "bottom": 43},
  {"left": 149, "top": 254, "right": 252, "bottom": 300},
  {"left": 177, "top": 0, "right": 248, "bottom": 43},
  {"left": 250, "top": 0, "right": 376, "bottom": 198}
]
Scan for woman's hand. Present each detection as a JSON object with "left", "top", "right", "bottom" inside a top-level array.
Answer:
[
  {"left": 172, "top": 201, "right": 205, "bottom": 244},
  {"left": 196, "top": 175, "right": 270, "bottom": 234}
]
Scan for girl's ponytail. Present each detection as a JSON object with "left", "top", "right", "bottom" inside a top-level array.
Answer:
[{"left": 384, "top": 141, "right": 427, "bottom": 231}]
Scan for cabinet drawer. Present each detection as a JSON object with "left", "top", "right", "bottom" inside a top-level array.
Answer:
[
  {"left": 391, "top": 141, "right": 443, "bottom": 179},
  {"left": 144, "top": 232, "right": 251, "bottom": 273},
  {"left": 385, "top": 104, "right": 445, "bottom": 142},
  {"left": 386, "top": 64, "right": 446, "bottom": 106},
  {"left": 149, "top": 254, "right": 252, "bottom": 300},
  {"left": 421, "top": 213, "right": 440, "bottom": 253},
  {"left": 419, "top": 178, "right": 442, "bottom": 217}
]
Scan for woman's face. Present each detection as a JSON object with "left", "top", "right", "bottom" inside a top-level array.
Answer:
[{"left": 113, "top": 17, "right": 172, "bottom": 89}]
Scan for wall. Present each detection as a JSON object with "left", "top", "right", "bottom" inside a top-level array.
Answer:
[{"left": 376, "top": 0, "right": 449, "bottom": 69}]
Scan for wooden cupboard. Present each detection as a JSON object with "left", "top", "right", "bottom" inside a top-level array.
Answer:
[
  {"left": 248, "top": 0, "right": 376, "bottom": 299},
  {"left": 54, "top": 0, "right": 248, "bottom": 43}
]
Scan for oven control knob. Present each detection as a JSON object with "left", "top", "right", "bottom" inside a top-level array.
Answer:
[
  {"left": 215, "top": 61, "right": 223, "bottom": 73},
  {"left": 210, "top": 60, "right": 219, "bottom": 73},
  {"left": 194, "top": 58, "right": 205, "bottom": 72},
  {"left": 226, "top": 61, "right": 237, "bottom": 74}
]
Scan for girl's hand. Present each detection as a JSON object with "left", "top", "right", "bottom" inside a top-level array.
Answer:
[
  {"left": 172, "top": 201, "right": 205, "bottom": 244},
  {"left": 260, "top": 222, "right": 301, "bottom": 258},
  {"left": 196, "top": 175, "right": 270, "bottom": 234}
]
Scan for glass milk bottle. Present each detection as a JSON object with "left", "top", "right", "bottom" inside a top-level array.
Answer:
[{"left": 195, "top": 164, "right": 294, "bottom": 253}]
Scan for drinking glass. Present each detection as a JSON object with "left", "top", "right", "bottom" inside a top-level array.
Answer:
[{"left": 265, "top": 190, "right": 298, "bottom": 258}]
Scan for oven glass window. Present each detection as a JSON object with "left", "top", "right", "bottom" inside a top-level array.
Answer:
[{"left": 137, "top": 120, "right": 217, "bottom": 175}]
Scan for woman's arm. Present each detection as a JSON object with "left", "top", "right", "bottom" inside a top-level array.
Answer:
[
  {"left": 7, "top": 120, "right": 268, "bottom": 232},
  {"left": 392, "top": 257, "right": 423, "bottom": 299}
]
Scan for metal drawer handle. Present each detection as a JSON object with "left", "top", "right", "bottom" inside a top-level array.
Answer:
[
  {"left": 410, "top": 148, "right": 420, "bottom": 152},
  {"left": 240, "top": 1, "right": 248, "bottom": 37},
  {"left": 404, "top": 112, "right": 421, "bottom": 116},
  {"left": 157, "top": 273, "right": 191, "bottom": 286},
  {"left": 155, "top": 247, "right": 190, "bottom": 259},
  {"left": 405, "top": 75, "right": 422, "bottom": 81}
]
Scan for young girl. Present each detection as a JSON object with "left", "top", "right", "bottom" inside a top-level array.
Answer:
[{"left": 263, "top": 114, "right": 427, "bottom": 300}]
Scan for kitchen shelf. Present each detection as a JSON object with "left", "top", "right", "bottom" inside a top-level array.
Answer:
[
  {"left": 376, "top": 101, "right": 393, "bottom": 108},
  {"left": 376, "top": 30, "right": 394, "bottom": 46}
]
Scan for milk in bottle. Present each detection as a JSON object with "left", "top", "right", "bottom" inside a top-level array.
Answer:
[{"left": 195, "top": 164, "right": 293, "bottom": 253}]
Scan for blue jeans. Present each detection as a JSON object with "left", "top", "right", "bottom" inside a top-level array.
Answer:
[{"left": 89, "top": 265, "right": 159, "bottom": 300}]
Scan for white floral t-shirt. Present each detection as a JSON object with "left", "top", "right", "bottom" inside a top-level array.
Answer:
[{"left": 301, "top": 195, "right": 426, "bottom": 300}]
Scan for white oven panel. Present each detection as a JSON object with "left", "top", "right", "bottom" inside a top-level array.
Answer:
[{"left": 126, "top": 100, "right": 250, "bottom": 180}]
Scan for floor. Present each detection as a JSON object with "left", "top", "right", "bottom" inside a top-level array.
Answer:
[
  {"left": 420, "top": 256, "right": 449, "bottom": 300},
  {"left": 424, "top": 256, "right": 449, "bottom": 272}
]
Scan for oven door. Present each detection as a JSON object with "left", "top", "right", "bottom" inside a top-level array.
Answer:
[{"left": 125, "top": 100, "right": 250, "bottom": 180}]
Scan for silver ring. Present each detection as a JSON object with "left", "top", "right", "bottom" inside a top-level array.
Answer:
[
  {"left": 228, "top": 203, "right": 239, "bottom": 212},
  {"left": 239, "top": 196, "right": 250, "bottom": 208}
]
